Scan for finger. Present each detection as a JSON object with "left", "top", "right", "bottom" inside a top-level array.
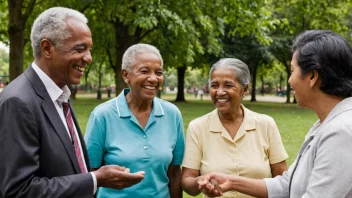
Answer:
[
  {"left": 210, "top": 179, "right": 222, "bottom": 195},
  {"left": 127, "top": 172, "right": 145, "bottom": 182},
  {"left": 124, "top": 168, "right": 130, "bottom": 173},
  {"left": 134, "top": 171, "right": 145, "bottom": 175},
  {"left": 198, "top": 179, "right": 208, "bottom": 190},
  {"left": 202, "top": 182, "right": 215, "bottom": 196},
  {"left": 111, "top": 165, "right": 126, "bottom": 171}
]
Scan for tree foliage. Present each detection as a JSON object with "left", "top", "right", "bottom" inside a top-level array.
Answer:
[
  {"left": 269, "top": 0, "right": 352, "bottom": 103},
  {"left": 1, "top": 0, "right": 352, "bottom": 103}
]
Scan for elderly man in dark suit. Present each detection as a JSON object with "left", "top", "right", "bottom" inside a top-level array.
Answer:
[{"left": 0, "top": 7, "right": 144, "bottom": 198}]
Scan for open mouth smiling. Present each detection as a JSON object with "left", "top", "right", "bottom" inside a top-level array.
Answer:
[
  {"left": 216, "top": 98, "right": 229, "bottom": 103},
  {"left": 143, "top": 85, "right": 156, "bottom": 90},
  {"left": 73, "top": 65, "right": 85, "bottom": 72}
]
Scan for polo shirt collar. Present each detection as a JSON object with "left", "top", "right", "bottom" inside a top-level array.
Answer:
[
  {"left": 115, "top": 88, "right": 164, "bottom": 117},
  {"left": 209, "top": 105, "right": 256, "bottom": 142}
]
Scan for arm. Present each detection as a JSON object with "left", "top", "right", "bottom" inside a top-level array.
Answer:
[
  {"left": 181, "top": 167, "right": 202, "bottom": 196},
  {"left": 270, "top": 161, "right": 288, "bottom": 177},
  {"left": 301, "top": 126, "right": 352, "bottom": 197},
  {"left": 181, "top": 120, "right": 204, "bottom": 196},
  {"left": 266, "top": 117, "right": 289, "bottom": 177},
  {"left": 167, "top": 165, "right": 182, "bottom": 198},
  {"left": 199, "top": 173, "right": 268, "bottom": 198},
  {"left": 182, "top": 168, "right": 221, "bottom": 197},
  {"left": 167, "top": 109, "right": 185, "bottom": 197},
  {"left": 0, "top": 97, "right": 93, "bottom": 197}
]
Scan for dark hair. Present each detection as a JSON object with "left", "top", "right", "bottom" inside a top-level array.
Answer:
[{"left": 292, "top": 30, "right": 352, "bottom": 98}]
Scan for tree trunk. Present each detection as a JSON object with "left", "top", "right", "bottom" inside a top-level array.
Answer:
[
  {"left": 250, "top": 64, "right": 257, "bottom": 102},
  {"left": 8, "top": 0, "right": 36, "bottom": 81},
  {"left": 260, "top": 75, "right": 264, "bottom": 96},
  {"left": 114, "top": 50, "right": 125, "bottom": 95},
  {"left": 279, "top": 73, "right": 283, "bottom": 90},
  {"left": 97, "top": 62, "right": 103, "bottom": 100},
  {"left": 8, "top": 2, "right": 25, "bottom": 81},
  {"left": 112, "top": 19, "right": 149, "bottom": 95},
  {"left": 284, "top": 63, "right": 291, "bottom": 103},
  {"left": 113, "top": 22, "right": 137, "bottom": 95},
  {"left": 175, "top": 65, "right": 186, "bottom": 102},
  {"left": 8, "top": 29, "right": 24, "bottom": 81}
]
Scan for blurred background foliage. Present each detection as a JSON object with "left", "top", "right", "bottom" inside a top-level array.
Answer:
[{"left": 0, "top": 0, "right": 351, "bottom": 101}]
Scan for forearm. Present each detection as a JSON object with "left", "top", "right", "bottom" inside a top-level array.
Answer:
[
  {"left": 270, "top": 161, "right": 288, "bottom": 177},
  {"left": 169, "top": 178, "right": 183, "bottom": 198},
  {"left": 230, "top": 176, "right": 268, "bottom": 198},
  {"left": 2, "top": 173, "right": 93, "bottom": 198},
  {"left": 182, "top": 176, "right": 203, "bottom": 196},
  {"left": 168, "top": 165, "right": 183, "bottom": 198}
]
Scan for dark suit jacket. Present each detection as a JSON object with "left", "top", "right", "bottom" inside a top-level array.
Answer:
[{"left": 0, "top": 65, "right": 93, "bottom": 198}]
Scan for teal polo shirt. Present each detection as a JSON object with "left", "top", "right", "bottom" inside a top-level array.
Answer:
[{"left": 85, "top": 89, "right": 185, "bottom": 198}]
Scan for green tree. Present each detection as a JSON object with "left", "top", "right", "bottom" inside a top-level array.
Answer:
[
  {"left": 269, "top": 0, "right": 352, "bottom": 103},
  {"left": 7, "top": 0, "right": 36, "bottom": 81}
]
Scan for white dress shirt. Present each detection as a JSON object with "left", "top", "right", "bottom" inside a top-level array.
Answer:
[{"left": 32, "top": 62, "right": 97, "bottom": 194}]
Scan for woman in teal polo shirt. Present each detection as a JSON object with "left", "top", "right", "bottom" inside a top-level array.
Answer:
[{"left": 85, "top": 44, "right": 185, "bottom": 198}]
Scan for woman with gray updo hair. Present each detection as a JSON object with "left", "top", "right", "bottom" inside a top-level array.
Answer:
[
  {"left": 182, "top": 58, "right": 288, "bottom": 198},
  {"left": 209, "top": 58, "right": 251, "bottom": 89},
  {"left": 30, "top": 7, "right": 88, "bottom": 57},
  {"left": 85, "top": 43, "right": 185, "bottom": 197}
]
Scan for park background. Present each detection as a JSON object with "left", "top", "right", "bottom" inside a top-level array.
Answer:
[{"left": 0, "top": 0, "right": 351, "bottom": 197}]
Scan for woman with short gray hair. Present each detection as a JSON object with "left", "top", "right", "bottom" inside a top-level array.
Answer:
[
  {"left": 182, "top": 58, "right": 288, "bottom": 198},
  {"left": 85, "top": 43, "right": 185, "bottom": 198}
]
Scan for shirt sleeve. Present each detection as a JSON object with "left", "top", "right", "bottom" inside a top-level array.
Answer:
[
  {"left": 267, "top": 117, "right": 289, "bottom": 164},
  {"left": 90, "top": 172, "right": 97, "bottom": 194},
  {"left": 301, "top": 127, "right": 352, "bottom": 197},
  {"left": 263, "top": 165, "right": 292, "bottom": 198},
  {"left": 84, "top": 111, "right": 105, "bottom": 168},
  {"left": 182, "top": 120, "right": 203, "bottom": 170},
  {"left": 171, "top": 110, "right": 185, "bottom": 165}
]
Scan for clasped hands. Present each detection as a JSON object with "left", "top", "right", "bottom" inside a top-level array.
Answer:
[
  {"left": 94, "top": 165, "right": 145, "bottom": 189},
  {"left": 197, "top": 172, "right": 232, "bottom": 197}
]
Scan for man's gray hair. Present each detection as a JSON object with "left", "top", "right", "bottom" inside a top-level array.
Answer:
[
  {"left": 209, "top": 58, "right": 251, "bottom": 88},
  {"left": 30, "top": 7, "right": 88, "bottom": 57},
  {"left": 122, "top": 43, "right": 163, "bottom": 72}
]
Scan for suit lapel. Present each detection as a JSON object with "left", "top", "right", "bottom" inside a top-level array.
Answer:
[{"left": 25, "top": 65, "right": 81, "bottom": 173}]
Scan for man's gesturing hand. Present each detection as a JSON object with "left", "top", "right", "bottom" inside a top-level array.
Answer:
[{"left": 94, "top": 165, "right": 145, "bottom": 189}]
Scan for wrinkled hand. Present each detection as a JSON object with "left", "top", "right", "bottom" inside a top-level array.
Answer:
[
  {"left": 197, "top": 177, "right": 222, "bottom": 197},
  {"left": 94, "top": 165, "right": 145, "bottom": 189},
  {"left": 198, "top": 172, "right": 232, "bottom": 197}
]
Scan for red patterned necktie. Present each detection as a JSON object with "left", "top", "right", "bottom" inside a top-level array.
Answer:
[{"left": 62, "top": 102, "right": 87, "bottom": 173}]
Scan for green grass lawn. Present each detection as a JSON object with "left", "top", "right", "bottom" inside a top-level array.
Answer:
[{"left": 72, "top": 93, "right": 317, "bottom": 198}]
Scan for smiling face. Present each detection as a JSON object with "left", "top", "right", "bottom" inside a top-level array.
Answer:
[
  {"left": 48, "top": 17, "right": 92, "bottom": 88},
  {"left": 123, "top": 52, "right": 163, "bottom": 101},
  {"left": 210, "top": 68, "right": 247, "bottom": 114}
]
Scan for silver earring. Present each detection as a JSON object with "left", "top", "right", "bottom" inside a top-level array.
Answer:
[{"left": 125, "top": 80, "right": 128, "bottom": 83}]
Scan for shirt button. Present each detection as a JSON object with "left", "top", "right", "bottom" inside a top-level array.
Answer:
[
  {"left": 143, "top": 135, "right": 147, "bottom": 138},
  {"left": 144, "top": 146, "right": 148, "bottom": 150}
]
